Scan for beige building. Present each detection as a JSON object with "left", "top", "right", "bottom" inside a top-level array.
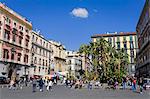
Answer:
[
  {"left": 0, "top": 3, "right": 32, "bottom": 79},
  {"left": 30, "top": 31, "right": 52, "bottom": 78},
  {"left": 91, "top": 32, "right": 138, "bottom": 76},
  {"left": 49, "top": 40, "right": 67, "bottom": 76},
  {"left": 66, "top": 51, "right": 82, "bottom": 78}
]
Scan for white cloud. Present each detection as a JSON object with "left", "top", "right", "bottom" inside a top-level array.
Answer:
[{"left": 70, "top": 8, "right": 89, "bottom": 18}]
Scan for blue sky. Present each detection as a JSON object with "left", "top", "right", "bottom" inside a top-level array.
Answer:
[{"left": 0, "top": 0, "right": 145, "bottom": 50}]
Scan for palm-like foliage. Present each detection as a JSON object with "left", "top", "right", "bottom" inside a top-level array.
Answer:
[{"left": 79, "top": 38, "right": 129, "bottom": 82}]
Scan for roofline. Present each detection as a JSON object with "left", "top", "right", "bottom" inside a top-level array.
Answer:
[
  {"left": 91, "top": 32, "right": 136, "bottom": 38},
  {"left": 32, "top": 30, "right": 50, "bottom": 43},
  {"left": 136, "top": 0, "right": 149, "bottom": 28},
  {"left": 0, "top": 3, "right": 32, "bottom": 28}
]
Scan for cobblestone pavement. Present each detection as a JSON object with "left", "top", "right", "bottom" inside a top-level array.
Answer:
[{"left": 0, "top": 85, "right": 149, "bottom": 99}]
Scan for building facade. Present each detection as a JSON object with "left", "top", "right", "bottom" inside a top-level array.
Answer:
[
  {"left": 66, "top": 51, "right": 82, "bottom": 79},
  {"left": 30, "top": 31, "right": 52, "bottom": 78},
  {"left": 0, "top": 3, "right": 32, "bottom": 80},
  {"left": 136, "top": 0, "right": 150, "bottom": 78},
  {"left": 91, "top": 32, "right": 138, "bottom": 76},
  {"left": 49, "top": 40, "right": 67, "bottom": 76}
]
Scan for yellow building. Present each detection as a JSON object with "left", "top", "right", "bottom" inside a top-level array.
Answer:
[
  {"left": 49, "top": 40, "right": 67, "bottom": 76},
  {"left": 91, "top": 32, "right": 138, "bottom": 76}
]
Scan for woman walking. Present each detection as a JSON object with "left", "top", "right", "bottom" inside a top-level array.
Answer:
[{"left": 47, "top": 79, "right": 53, "bottom": 91}]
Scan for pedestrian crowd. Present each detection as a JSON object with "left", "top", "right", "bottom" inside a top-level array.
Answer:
[
  {"left": 7, "top": 76, "right": 148, "bottom": 95},
  {"left": 63, "top": 76, "right": 147, "bottom": 95},
  {"left": 8, "top": 77, "right": 54, "bottom": 93}
]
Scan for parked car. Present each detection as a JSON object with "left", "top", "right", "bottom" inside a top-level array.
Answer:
[
  {"left": 143, "top": 78, "right": 150, "bottom": 90},
  {"left": 0, "top": 76, "right": 8, "bottom": 84}
]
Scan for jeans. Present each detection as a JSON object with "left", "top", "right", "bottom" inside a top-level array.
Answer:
[
  {"left": 132, "top": 84, "right": 136, "bottom": 91},
  {"left": 123, "top": 82, "right": 126, "bottom": 89}
]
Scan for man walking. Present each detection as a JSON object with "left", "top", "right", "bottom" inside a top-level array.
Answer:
[
  {"left": 138, "top": 78, "right": 144, "bottom": 94},
  {"left": 39, "top": 78, "right": 44, "bottom": 92}
]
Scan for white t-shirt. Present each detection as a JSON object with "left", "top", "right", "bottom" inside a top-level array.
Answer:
[{"left": 48, "top": 81, "right": 53, "bottom": 86}]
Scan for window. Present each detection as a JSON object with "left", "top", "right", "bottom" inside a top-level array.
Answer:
[
  {"left": 130, "top": 42, "right": 134, "bottom": 49},
  {"left": 39, "top": 67, "right": 41, "bottom": 72},
  {"left": 25, "top": 29, "right": 29, "bottom": 33},
  {"left": 24, "top": 55, "right": 28, "bottom": 63},
  {"left": 40, "top": 39, "right": 42, "bottom": 45},
  {"left": 17, "top": 53, "right": 21, "bottom": 61},
  {"left": 46, "top": 60, "right": 47, "bottom": 66},
  {"left": 11, "top": 53, "right": 14, "bottom": 60},
  {"left": 34, "top": 57, "right": 37, "bottom": 64},
  {"left": 130, "top": 36, "right": 133, "bottom": 41},
  {"left": 25, "top": 39, "right": 29, "bottom": 47},
  {"left": 124, "top": 42, "right": 127, "bottom": 49},
  {"left": 5, "top": 17, "right": 11, "bottom": 24},
  {"left": 43, "top": 59, "right": 45, "bottom": 66},
  {"left": 19, "top": 36, "right": 22, "bottom": 45},
  {"left": 117, "top": 42, "right": 120, "bottom": 49},
  {"left": 3, "top": 49, "right": 9, "bottom": 59},
  {"left": 12, "top": 34, "right": 16, "bottom": 42},
  {"left": 43, "top": 41, "right": 45, "bottom": 47},
  {"left": 4, "top": 29, "right": 10, "bottom": 40},
  {"left": 39, "top": 58, "right": 41, "bottom": 65},
  {"left": 45, "top": 68, "right": 47, "bottom": 72},
  {"left": 108, "top": 37, "right": 112, "bottom": 45},
  {"left": 32, "top": 35, "right": 34, "bottom": 41},
  {"left": 123, "top": 37, "right": 126, "bottom": 41},
  {"left": 19, "top": 26, "right": 23, "bottom": 31},
  {"left": 14, "top": 22, "right": 16, "bottom": 26}
]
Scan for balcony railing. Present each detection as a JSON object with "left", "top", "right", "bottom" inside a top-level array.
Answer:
[
  {"left": 137, "top": 37, "right": 150, "bottom": 54},
  {"left": 137, "top": 58, "right": 150, "bottom": 69}
]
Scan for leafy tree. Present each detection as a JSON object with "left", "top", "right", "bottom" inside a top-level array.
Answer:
[{"left": 79, "top": 38, "right": 129, "bottom": 82}]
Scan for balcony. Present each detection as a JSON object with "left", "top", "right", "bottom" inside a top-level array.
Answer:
[
  {"left": 5, "top": 24, "right": 11, "bottom": 31},
  {"left": 137, "top": 58, "right": 150, "bottom": 69},
  {"left": 137, "top": 37, "right": 150, "bottom": 55}
]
